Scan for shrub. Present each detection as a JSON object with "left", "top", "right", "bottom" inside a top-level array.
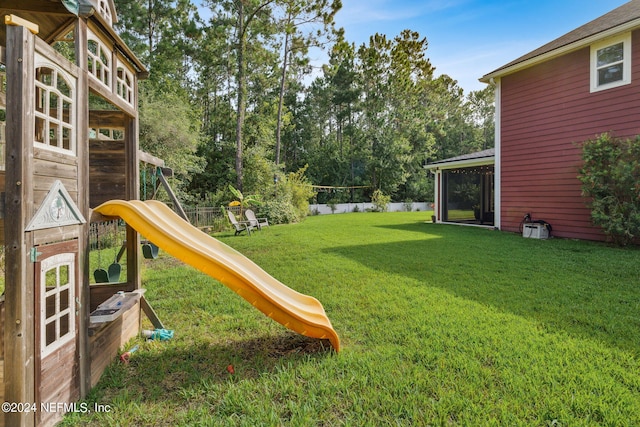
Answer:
[
  {"left": 260, "top": 199, "right": 300, "bottom": 224},
  {"left": 371, "top": 189, "right": 391, "bottom": 212},
  {"left": 260, "top": 164, "right": 315, "bottom": 223},
  {"left": 282, "top": 165, "right": 314, "bottom": 220},
  {"left": 578, "top": 132, "right": 640, "bottom": 245}
]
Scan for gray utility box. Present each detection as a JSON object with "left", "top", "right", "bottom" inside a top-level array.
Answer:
[{"left": 522, "top": 223, "right": 549, "bottom": 239}]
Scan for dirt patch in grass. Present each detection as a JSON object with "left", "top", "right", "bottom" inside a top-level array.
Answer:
[
  {"left": 267, "top": 334, "right": 333, "bottom": 357},
  {"left": 143, "top": 253, "right": 184, "bottom": 269},
  {"left": 235, "top": 333, "right": 333, "bottom": 359}
]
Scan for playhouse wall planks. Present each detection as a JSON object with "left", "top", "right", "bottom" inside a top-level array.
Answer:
[
  {"left": 89, "top": 302, "right": 141, "bottom": 387},
  {"left": 88, "top": 139, "right": 127, "bottom": 207},
  {"left": 37, "top": 341, "right": 79, "bottom": 426}
]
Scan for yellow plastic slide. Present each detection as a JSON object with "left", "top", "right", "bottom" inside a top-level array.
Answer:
[{"left": 94, "top": 199, "right": 340, "bottom": 351}]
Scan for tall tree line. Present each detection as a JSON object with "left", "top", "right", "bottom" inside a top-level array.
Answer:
[{"left": 113, "top": 0, "right": 494, "bottom": 205}]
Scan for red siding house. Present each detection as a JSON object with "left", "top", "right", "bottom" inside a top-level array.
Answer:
[{"left": 428, "top": 1, "right": 640, "bottom": 241}]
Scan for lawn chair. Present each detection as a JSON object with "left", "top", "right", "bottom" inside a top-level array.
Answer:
[
  {"left": 245, "top": 209, "right": 269, "bottom": 230},
  {"left": 227, "top": 210, "right": 253, "bottom": 235}
]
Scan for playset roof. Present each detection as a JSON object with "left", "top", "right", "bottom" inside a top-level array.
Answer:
[{"left": 0, "top": 0, "right": 146, "bottom": 76}]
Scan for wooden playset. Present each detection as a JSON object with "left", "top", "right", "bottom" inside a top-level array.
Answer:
[
  {"left": 0, "top": 1, "right": 150, "bottom": 425},
  {"left": 0, "top": 2, "right": 340, "bottom": 426}
]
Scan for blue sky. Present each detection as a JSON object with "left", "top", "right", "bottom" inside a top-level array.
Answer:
[{"left": 328, "top": 0, "right": 628, "bottom": 93}]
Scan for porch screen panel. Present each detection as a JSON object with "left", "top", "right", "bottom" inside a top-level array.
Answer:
[{"left": 443, "top": 170, "right": 481, "bottom": 222}]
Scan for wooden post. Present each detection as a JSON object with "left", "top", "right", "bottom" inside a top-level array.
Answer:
[
  {"left": 4, "top": 24, "right": 36, "bottom": 427},
  {"left": 157, "top": 168, "right": 189, "bottom": 221},
  {"left": 124, "top": 115, "right": 140, "bottom": 290},
  {"left": 75, "top": 17, "right": 92, "bottom": 399}
]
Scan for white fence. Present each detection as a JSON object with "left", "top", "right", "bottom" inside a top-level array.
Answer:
[{"left": 309, "top": 202, "right": 433, "bottom": 215}]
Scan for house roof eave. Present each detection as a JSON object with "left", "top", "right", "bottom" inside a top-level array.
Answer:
[
  {"left": 424, "top": 157, "right": 494, "bottom": 171},
  {"left": 480, "top": 16, "right": 640, "bottom": 84},
  {"left": 425, "top": 148, "right": 495, "bottom": 170}
]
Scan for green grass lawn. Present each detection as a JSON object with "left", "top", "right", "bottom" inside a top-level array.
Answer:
[{"left": 62, "top": 212, "right": 640, "bottom": 426}]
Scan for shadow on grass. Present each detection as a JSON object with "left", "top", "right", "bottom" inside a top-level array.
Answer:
[
  {"left": 91, "top": 331, "right": 334, "bottom": 405},
  {"left": 376, "top": 221, "right": 496, "bottom": 237},
  {"left": 325, "top": 224, "right": 640, "bottom": 355}
]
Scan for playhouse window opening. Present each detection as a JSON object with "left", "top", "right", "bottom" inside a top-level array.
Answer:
[
  {"left": 88, "top": 37, "right": 111, "bottom": 89},
  {"left": 34, "top": 64, "right": 75, "bottom": 154},
  {"left": 52, "top": 29, "right": 77, "bottom": 63},
  {"left": 99, "top": 0, "right": 113, "bottom": 24},
  {"left": 116, "top": 64, "right": 134, "bottom": 105},
  {"left": 89, "top": 91, "right": 119, "bottom": 111},
  {"left": 49, "top": 92, "right": 58, "bottom": 114},
  {"left": 89, "top": 220, "right": 127, "bottom": 285},
  {"left": 41, "top": 253, "right": 76, "bottom": 357},
  {"left": 92, "top": 127, "right": 124, "bottom": 140}
]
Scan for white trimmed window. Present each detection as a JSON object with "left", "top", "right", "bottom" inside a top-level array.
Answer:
[
  {"left": 41, "top": 253, "right": 76, "bottom": 357},
  {"left": 99, "top": 0, "right": 113, "bottom": 25},
  {"left": 34, "top": 60, "right": 76, "bottom": 154},
  {"left": 87, "top": 32, "right": 112, "bottom": 90},
  {"left": 116, "top": 60, "right": 134, "bottom": 106},
  {"left": 591, "top": 33, "right": 632, "bottom": 92}
]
